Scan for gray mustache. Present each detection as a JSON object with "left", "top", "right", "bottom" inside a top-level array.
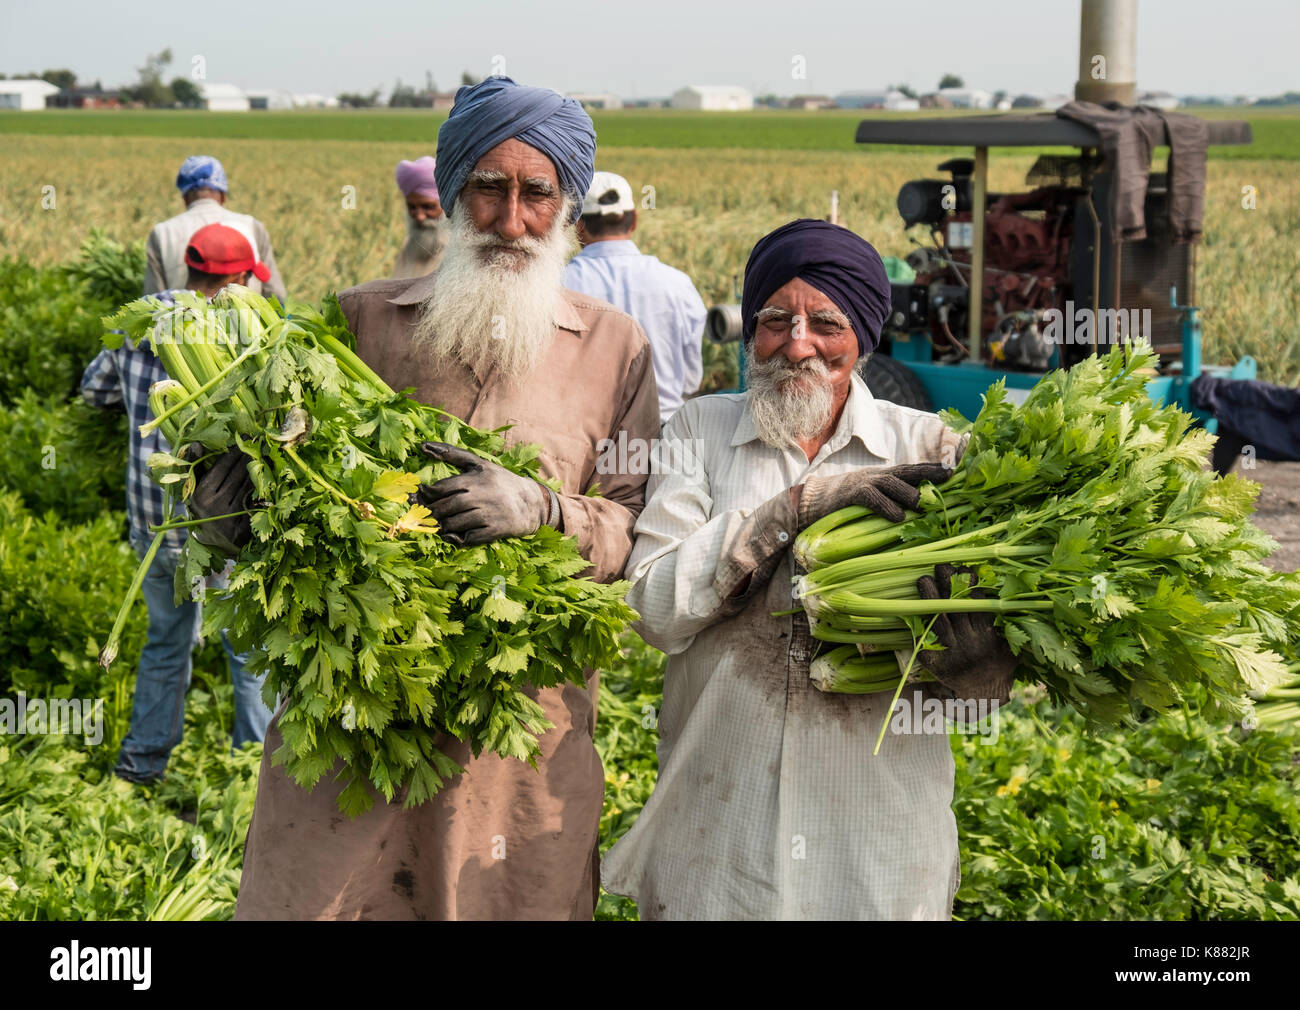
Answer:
[{"left": 758, "top": 360, "right": 830, "bottom": 379}]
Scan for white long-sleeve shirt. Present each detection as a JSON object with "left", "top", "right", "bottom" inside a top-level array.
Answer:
[
  {"left": 600, "top": 373, "right": 968, "bottom": 920},
  {"left": 564, "top": 239, "right": 705, "bottom": 425}
]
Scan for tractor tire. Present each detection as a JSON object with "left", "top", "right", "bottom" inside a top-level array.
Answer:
[{"left": 859, "top": 354, "right": 933, "bottom": 412}]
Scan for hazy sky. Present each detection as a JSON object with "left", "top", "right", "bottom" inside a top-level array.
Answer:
[{"left": 1, "top": 0, "right": 1294, "bottom": 99}]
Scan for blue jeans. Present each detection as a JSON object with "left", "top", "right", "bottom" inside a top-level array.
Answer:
[{"left": 114, "top": 533, "right": 274, "bottom": 782}]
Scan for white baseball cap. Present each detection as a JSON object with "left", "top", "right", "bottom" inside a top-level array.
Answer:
[{"left": 581, "top": 171, "right": 635, "bottom": 217}]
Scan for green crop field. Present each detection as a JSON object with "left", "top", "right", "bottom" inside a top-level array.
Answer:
[
  {"left": 3, "top": 105, "right": 1299, "bottom": 157},
  {"left": 4, "top": 123, "right": 1297, "bottom": 384}
]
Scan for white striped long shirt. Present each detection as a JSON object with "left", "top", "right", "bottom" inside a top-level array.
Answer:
[{"left": 600, "top": 372, "right": 968, "bottom": 920}]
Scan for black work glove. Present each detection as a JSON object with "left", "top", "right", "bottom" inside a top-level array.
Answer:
[
  {"left": 187, "top": 448, "right": 255, "bottom": 557},
  {"left": 798, "top": 462, "right": 952, "bottom": 526},
  {"left": 416, "top": 441, "right": 553, "bottom": 547},
  {"left": 915, "top": 563, "right": 1016, "bottom": 705},
  {"left": 726, "top": 463, "right": 950, "bottom": 606}
]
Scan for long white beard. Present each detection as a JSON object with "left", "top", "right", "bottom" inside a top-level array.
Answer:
[
  {"left": 746, "top": 353, "right": 835, "bottom": 448},
  {"left": 405, "top": 214, "right": 449, "bottom": 261},
  {"left": 412, "top": 198, "right": 574, "bottom": 383}
]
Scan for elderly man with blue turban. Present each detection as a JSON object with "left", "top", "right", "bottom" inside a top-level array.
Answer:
[
  {"left": 233, "top": 77, "right": 661, "bottom": 921},
  {"left": 600, "top": 220, "right": 1016, "bottom": 920},
  {"left": 144, "top": 155, "right": 286, "bottom": 302}
]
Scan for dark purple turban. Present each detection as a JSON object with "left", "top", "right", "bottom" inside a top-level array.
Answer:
[{"left": 741, "top": 219, "right": 891, "bottom": 357}]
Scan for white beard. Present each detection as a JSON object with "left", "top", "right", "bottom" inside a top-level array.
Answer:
[
  {"left": 405, "top": 214, "right": 449, "bottom": 261},
  {"left": 746, "top": 353, "right": 835, "bottom": 448},
  {"left": 412, "top": 198, "right": 575, "bottom": 384}
]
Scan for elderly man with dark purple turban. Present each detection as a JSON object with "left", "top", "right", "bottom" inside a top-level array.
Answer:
[
  {"left": 233, "top": 77, "right": 660, "bottom": 921},
  {"left": 601, "top": 219, "right": 1015, "bottom": 920}
]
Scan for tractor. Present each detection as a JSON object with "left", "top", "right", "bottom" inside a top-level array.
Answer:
[{"left": 706, "top": 0, "right": 1257, "bottom": 434}]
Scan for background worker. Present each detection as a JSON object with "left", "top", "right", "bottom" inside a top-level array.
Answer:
[
  {"left": 144, "top": 155, "right": 287, "bottom": 303},
  {"left": 564, "top": 171, "right": 705, "bottom": 426},
  {"left": 82, "top": 223, "right": 276, "bottom": 784},
  {"left": 392, "top": 156, "right": 448, "bottom": 278}
]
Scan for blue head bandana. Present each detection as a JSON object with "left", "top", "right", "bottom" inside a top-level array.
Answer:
[
  {"left": 176, "top": 155, "right": 228, "bottom": 195},
  {"left": 435, "top": 76, "right": 596, "bottom": 224},
  {"left": 741, "top": 219, "right": 891, "bottom": 357}
]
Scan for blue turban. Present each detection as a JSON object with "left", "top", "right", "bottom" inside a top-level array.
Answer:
[
  {"left": 435, "top": 76, "right": 596, "bottom": 224},
  {"left": 176, "top": 155, "right": 228, "bottom": 195},
  {"left": 741, "top": 219, "right": 891, "bottom": 357}
]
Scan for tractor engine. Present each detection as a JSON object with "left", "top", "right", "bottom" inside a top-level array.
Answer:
[{"left": 886, "top": 157, "right": 1083, "bottom": 372}]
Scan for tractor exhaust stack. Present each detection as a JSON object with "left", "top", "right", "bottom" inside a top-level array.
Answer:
[{"left": 1075, "top": 0, "right": 1138, "bottom": 106}]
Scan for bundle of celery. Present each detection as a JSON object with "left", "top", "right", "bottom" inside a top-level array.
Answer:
[
  {"left": 100, "top": 286, "right": 636, "bottom": 816},
  {"left": 795, "top": 344, "right": 1300, "bottom": 727},
  {"left": 1254, "top": 661, "right": 1300, "bottom": 731}
]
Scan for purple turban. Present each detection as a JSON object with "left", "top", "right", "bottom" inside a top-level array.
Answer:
[
  {"left": 395, "top": 157, "right": 439, "bottom": 200},
  {"left": 741, "top": 219, "right": 891, "bottom": 357},
  {"left": 435, "top": 76, "right": 596, "bottom": 224}
]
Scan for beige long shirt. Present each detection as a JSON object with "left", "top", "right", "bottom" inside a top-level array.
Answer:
[
  {"left": 234, "top": 274, "right": 659, "bottom": 920},
  {"left": 600, "top": 373, "right": 967, "bottom": 920},
  {"left": 144, "top": 197, "right": 287, "bottom": 302}
]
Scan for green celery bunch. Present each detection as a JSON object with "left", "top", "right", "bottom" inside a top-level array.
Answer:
[
  {"left": 809, "top": 646, "right": 931, "bottom": 694},
  {"left": 1255, "top": 660, "right": 1300, "bottom": 730},
  {"left": 63, "top": 229, "right": 147, "bottom": 307},
  {"left": 100, "top": 286, "right": 636, "bottom": 816},
  {"left": 795, "top": 344, "right": 1300, "bottom": 728}
]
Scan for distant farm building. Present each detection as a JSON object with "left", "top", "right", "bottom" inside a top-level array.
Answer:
[
  {"left": 1138, "top": 90, "right": 1179, "bottom": 109},
  {"left": 569, "top": 92, "right": 623, "bottom": 110},
  {"left": 671, "top": 85, "right": 753, "bottom": 111},
  {"left": 788, "top": 95, "right": 835, "bottom": 109},
  {"left": 0, "top": 78, "right": 60, "bottom": 110},
  {"left": 291, "top": 93, "right": 342, "bottom": 109},
  {"left": 937, "top": 87, "right": 994, "bottom": 109},
  {"left": 199, "top": 83, "right": 250, "bottom": 112},
  {"left": 47, "top": 87, "right": 122, "bottom": 109},
  {"left": 834, "top": 89, "right": 919, "bottom": 111},
  {"left": 247, "top": 88, "right": 294, "bottom": 110}
]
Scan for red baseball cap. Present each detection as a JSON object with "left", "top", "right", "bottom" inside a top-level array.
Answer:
[{"left": 184, "top": 223, "right": 271, "bottom": 282}]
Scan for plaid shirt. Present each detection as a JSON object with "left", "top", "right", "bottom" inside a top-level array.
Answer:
[{"left": 80, "top": 290, "right": 188, "bottom": 553}]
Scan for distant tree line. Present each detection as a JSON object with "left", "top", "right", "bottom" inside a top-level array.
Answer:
[
  {"left": 1253, "top": 91, "right": 1300, "bottom": 106},
  {"left": 341, "top": 70, "right": 482, "bottom": 108},
  {"left": 0, "top": 68, "right": 82, "bottom": 89},
  {"left": 2, "top": 55, "right": 488, "bottom": 110},
  {"left": 24, "top": 60, "right": 1290, "bottom": 111},
  {"left": 1, "top": 52, "right": 200, "bottom": 107}
]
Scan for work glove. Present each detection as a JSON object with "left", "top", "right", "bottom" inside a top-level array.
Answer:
[
  {"left": 724, "top": 462, "right": 951, "bottom": 605},
  {"left": 798, "top": 462, "right": 951, "bottom": 526},
  {"left": 914, "top": 563, "right": 1017, "bottom": 706},
  {"left": 416, "top": 441, "right": 556, "bottom": 547},
  {"left": 187, "top": 447, "right": 255, "bottom": 558}
]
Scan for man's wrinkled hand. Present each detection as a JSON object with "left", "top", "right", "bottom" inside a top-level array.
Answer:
[
  {"left": 798, "top": 462, "right": 952, "bottom": 527},
  {"left": 416, "top": 441, "right": 550, "bottom": 546},
  {"left": 915, "top": 563, "right": 1017, "bottom": 705},
  {"left": 188, "top": 447, "right": 255, "bottom": 558}
]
